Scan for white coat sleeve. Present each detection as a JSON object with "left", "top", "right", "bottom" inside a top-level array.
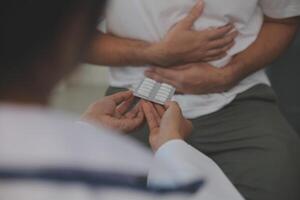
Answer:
[{"left": 147, "top": 140, "right": 245, "bottom": 200}]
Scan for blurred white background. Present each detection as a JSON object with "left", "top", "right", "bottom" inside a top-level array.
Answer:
[{"left": 50, "top": 64, "right": 109, "bottom": 114}]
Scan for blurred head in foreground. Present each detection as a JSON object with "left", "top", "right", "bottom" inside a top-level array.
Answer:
[{"left": 0, "top": 0, "right": 106, "bottom": 105}]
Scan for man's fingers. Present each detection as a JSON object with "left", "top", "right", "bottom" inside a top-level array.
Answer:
[
  {"left": 205, "top": 40, "right": 235, "bottom": 58},
  {"left": 208, "top": 30, "right": 238, "bottom": 49},
  {"left": 205, "top": 46, "right": 228, "bottom": 57},
  {"left": 110, "top": 91, "right": 133, "bottom": 105},
  {"left": 142, "top": 101, "right": 160, "bottom": 130},
  {"left": 172, "top": 65, "right": 191, "bottom": 70},
  {"left": 177, "top": 0, "right": 204, "bottom": 30},
  {"left": 145, "top": 68, "right": 178, "bottom": 81},
  {"left": 202, "top": 53, "right": 227, "bottom": 62},
  {"left": 144, "top": 72, "right": 165, "bottom": 83},
  {"left": 207, "top": 24, "right": 234, "bottom": 40}
]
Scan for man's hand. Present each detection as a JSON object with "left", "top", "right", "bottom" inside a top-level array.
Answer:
[
  {"left": 148, "top": 0, "right": 237, "bottom": 67},
  {"left": 146, "top": 16, "right": 300, "bottom": 95},
  {"left": 145, "top": 63, "right": 233, "bottom": 94},
  {"left": 87, "top": 0, "right": 237, "bottom": 67},
  {"left": 142, "top": 101, "right": 193, "bottom": 152},
  {"left": 82, "top": 91, "right": 144, "bottom": 133}
]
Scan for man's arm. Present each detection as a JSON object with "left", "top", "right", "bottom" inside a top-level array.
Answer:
[
  {"left": 223, "top": 16, "right": 300, "bottom": 88},
  {"left": 144, "top": 16, "right": 300, "bottom": 94},
  {"left": 85, "top": 1, "right": 237, "bottom": 67},
  {"left": 85, "top": 31, "right": 154, "bottom": 67}
]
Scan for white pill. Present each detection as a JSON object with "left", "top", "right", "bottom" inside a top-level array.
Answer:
[
  {"left": 156, "top": 95, "right": 168, "bottom": 101},
  {"left": 161, "top": 83, "right": 173, "bottom": 89},
  {"left": 139, "top": 86, "right": 152, "bottom": 91},
  {"left": 140, "top": 84, "right": 153, "bottom": 91},
  {"left": 155, "top": 96, "right": 167, "bottom": 102},
  {"left": 144, "top": 78, "right": 156, "bottom": 84},
  {"left": 157, "top": 90, "right": 170, "bottom": 96},
  {"left": 159, "top": 87, "right": 172, "bottom": 93},
  {"left": 142, "top": 80, "right": 154, "bottom": 85},
  {"left": 155, "top": 93, "right": 168, "bottom": 99},
  {"left": 138, "top": 89, "right": 150, "bottom": 97}
]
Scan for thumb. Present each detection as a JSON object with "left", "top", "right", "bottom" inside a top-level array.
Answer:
[{"left": 177, "top": 0, "right": 204, "bottom": 30}]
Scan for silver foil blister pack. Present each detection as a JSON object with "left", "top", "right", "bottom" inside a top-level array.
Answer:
[{"left": 133, "top": 78, "right": 176, "bottom": 105}]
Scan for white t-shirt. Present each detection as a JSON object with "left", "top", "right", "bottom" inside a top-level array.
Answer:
[
  {"left": 0, "top": 104, "right": 244, "bottom": 200},
  {"left": 104, "top": 0, "right": 300, "bottom": 119}
]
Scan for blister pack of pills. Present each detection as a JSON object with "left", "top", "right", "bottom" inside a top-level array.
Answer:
[{"left": 133, "top": 78, "right": 176, "bottom": 105}]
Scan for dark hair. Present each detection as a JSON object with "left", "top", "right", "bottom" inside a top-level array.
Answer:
[{"left": 0, "top": 0, "right": 106, "bottom": 88}]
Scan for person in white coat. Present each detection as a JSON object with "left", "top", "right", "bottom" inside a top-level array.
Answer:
[{"left": 0, "top": 0, "right": 245, "bottom": 199}]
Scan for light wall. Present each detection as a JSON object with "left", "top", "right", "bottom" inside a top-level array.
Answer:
[
  {"left": 68, "top": 64, "right": 108, "bottom": 86},
  {"left": 50, "top": 64, "right": 109, "bottom": 114}
]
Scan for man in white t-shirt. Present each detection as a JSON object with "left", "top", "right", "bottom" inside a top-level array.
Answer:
[
  {"left": 0, "top": 0, "right": 246, "bottom": 200},
  {"left": 87, "top": 0, "right": 300, "bottom": 199}
]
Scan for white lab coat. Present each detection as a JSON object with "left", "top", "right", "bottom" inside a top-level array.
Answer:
[{"left": 0, "top": 105, "right": 244, "bottom": 200}]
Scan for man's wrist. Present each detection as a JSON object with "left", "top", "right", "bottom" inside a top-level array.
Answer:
[
  {"left": 144, "top": 42, "right": 169, "bottom": 66},
  {"left": 219, "top": 59, "right": 245, "bottom": 91},
  {"left": 145, "top": 41, "right": 185, "bottom": 67}
]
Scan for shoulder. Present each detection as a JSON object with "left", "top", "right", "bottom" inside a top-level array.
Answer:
[{"left": 0, "top": 106, "right": 152, "bottom": 174}]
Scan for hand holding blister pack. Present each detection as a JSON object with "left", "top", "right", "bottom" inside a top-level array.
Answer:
[{"left": 133, "top": 78, "right": 176, "bottom": 105}]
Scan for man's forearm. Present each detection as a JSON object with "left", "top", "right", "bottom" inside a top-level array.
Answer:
[
  {"left": 223, "top": 16, "right": 300, "bottom": 87},
  {"left": 85, "top": 31, "right": 157, "bottom": 67},
  {"left": 86, "top": 8, "right": 237, "bottom": 68}
]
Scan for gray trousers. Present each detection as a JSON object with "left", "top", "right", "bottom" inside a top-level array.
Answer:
[{"left": 106, "top": 84, "right": 300, "bottom": 200}]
